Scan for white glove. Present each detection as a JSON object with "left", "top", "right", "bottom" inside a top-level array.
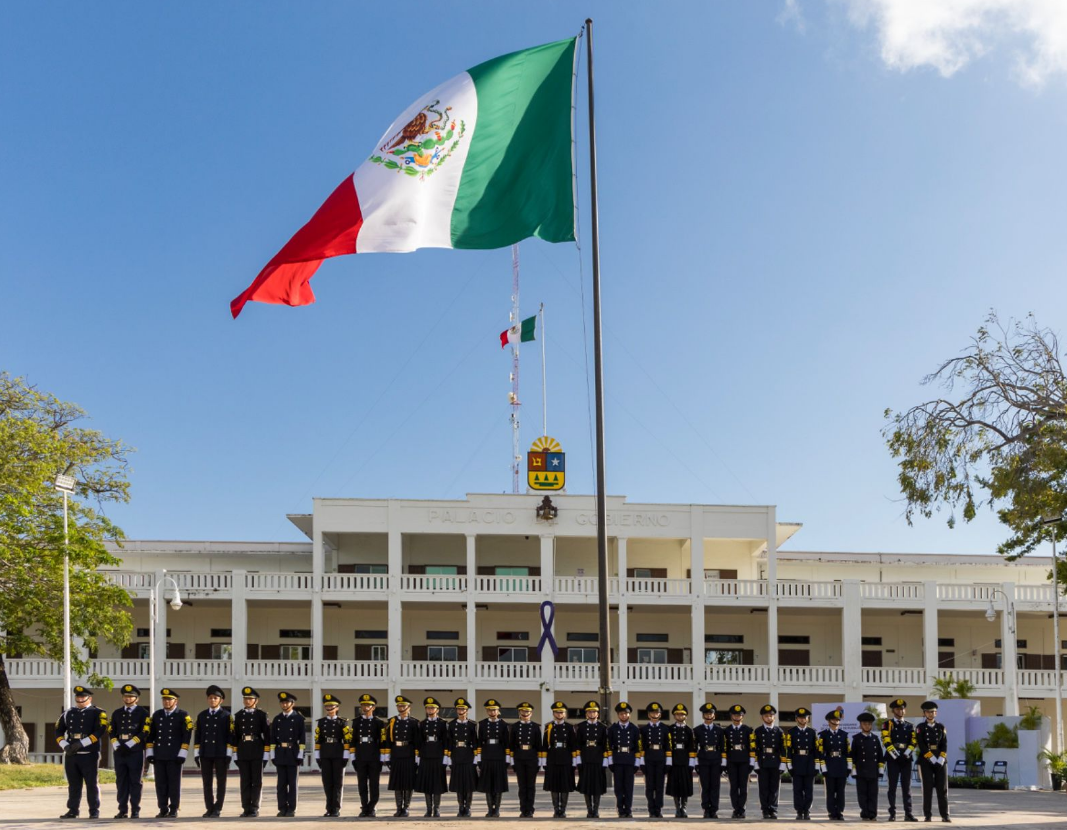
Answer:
[
  {"left": 314, "top": 750, "right": 321, "bottom": 761},
  {"left": 939, "top": 757, "right": 947, "bottom": 767},
  {"left": 297, "top": 752, "right": 304, "bottom": 762},
  {"left": 572, "top": 756, "right": 579, "bottom": 767},
  {"left": 59, "top": 739, "right": 70, "bottom": 749},
  {"left": 904, "top": 748, "right": 914, "bottom": 758},
  {"left": 506, "top": 755, "right": 513, "bottom": 766},
  {"left": 146, "top": 747, "right": 154, "bottom": 758},
  {"left": 443, "top": 756, "right": 451, "bottom": 767},
  {"left": 343, "top": 750, "right": 351, "bottom": 761},
  {"left": 689, "top": 757, "right": 697, "bottom": 768},
  {"left": 80, "top": 737, "right": 93, "bottom": 747},
  {"left": 111, "top": 740, "right": 120, "bottom": 750},
  {"left": 817, "top": 761, "right": 825, "bottom": 773},
  {"left": 602, "top": 757, "right": 610, "bottom": 768},
  {"left": 415, "top": 755, "right": 420, "bottom": 766},
  {"left": 379, "top": 753, "right": 389, "bottom": 764},
  {"left": 749, "top": 759, "right": 756, "bottom": 770},
  {"left": 636, "top": 757, "right": 644, "bottom": 768},
  {"left": 889, "top": 749, "right": 899, "bottom": 759},
  {"left": 227, "top": 747, "right": 234, "bottom": 759},
  {"left": 850, "top": 772, "right": 857, "bottom": 779},
  {"left": 780, "top": 762, "right": 788, "bottom": 773},
  {"left": 177, "top": 749, "right": 188, "bottom": 760},
  {"left": 538, "top": 758, "right": 546, "bottom": 768},
  {"left": 665, "top": 756, "right": 673, "bottom": 767},
  {"left": 262, "top": 750, "right": 270, "bottom": 761}
]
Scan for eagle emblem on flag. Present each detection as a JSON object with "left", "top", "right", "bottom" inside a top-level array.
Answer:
[
  {"left": 528, "top": 436, "right": 565, "bottom": 491},
  {"left": 368, "top": 99, "right": 466, "bottom": 179}
]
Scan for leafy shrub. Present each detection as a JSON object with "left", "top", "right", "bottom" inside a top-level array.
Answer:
[
  {"left": 984, "top": 723, "right": 1019, "bottom": 749},
  {"left": 947, "top": 775, "right": 1008, "bottom": 790}
]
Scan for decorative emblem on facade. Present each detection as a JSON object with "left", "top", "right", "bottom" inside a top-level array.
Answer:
[{"left": 528, "top": 436, "right": 565, "bottom": 491}]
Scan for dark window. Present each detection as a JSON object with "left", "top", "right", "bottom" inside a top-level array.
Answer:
[
  {"left": 938, "top": 638, "right": 955, "bottom": 647},
  {"left": 427, "top": 645, "right": 459, "bottom": 660},
  {"left": 705, "top": 634, "right": 744, "bottom": 644},
  {"left": 861, "top": 637, "right": 882, "bottom": 646},
  {"left": 567, "top": 632, "right": 598, "bottom": 642},
  {"left": 355, "top": 630, "right": 388, "bottom": 639},
  {"left": 497, "top": 632, "right": 530, "bottom": 641},
  {"left": 137, "top": 628, "right": 170, "bottom": 637},
  {"left": 779, "top": 711, "right": 798, "bottom": 722},
  {"left": 498, "top": 647, "right": 529, "bottom": 662},
  {"left": 568, "top": 647, "right": 599, "bottom": 663},
  {"left": 636, "top": 633, "right": 669, "bottom": 643},
  {"left": 355, "top": 564, "right": 388, "bottom": 574},
  {"left": 993, "top": 639, "right": 1028, "bottom": 649},
  {"left": 280, "top": 630, "right": 311, "bottom": 639},
  {"left": 427, "top": 630, "right": 459, "bottom": 640},
  {"left": 778, "top": 635, "right": 810, "bottom": 645},
  {"left": 210, "top": 628, "right": 233, "bottom": 638}
]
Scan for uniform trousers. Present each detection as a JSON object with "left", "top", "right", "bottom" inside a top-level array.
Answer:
[
  {"left": 611, "top": 764, "right": 635, "bottom": 813},
  {"left": 514, "top": 759, "right": 540, "bottom": 813},
  {"left": 643, "top": 761, "right": 667, "bottom": 815},
  {"left": 919, "top": 761, "right": 949, "bottom": 820},
  {"left": 855, "top": 776, "right": 880, "bottom": 819},
  {"left": 886, "top": 756, "right": 915, "bottom": 817},
  {"left": 114, "top": 751, "right": 144, "bottom": 813},
  {"left": 236, "top": 760, "right": 265, "bottom": 812},
  {"left": 276, "top": 764, "right": 299, "bottom": 813},
  {"left": 757, "top": 768, "right": 781, "bottom": 815},
  {"left": 320, "top": 758, "right": 346, "bottom": 814},
  {"left": 696, "top": 763, "right": 721, "bottom": 814},
  {"left": 354, "top": 759, "right": 382, "bottom": 810},
  {"left": 791, "top": 772, "right": 815, "bottom": 814},
  {"left": 153, "top": 760, "right": 183, "bottom": 811},
  {"left": 824, "top": 774, "right": 847, "bottom": 818},
  {"left": 199, "top": 756, "right": 229, "bottom": 812},
  {"left": 65, "top": 753, "right": 101, "bottom": 815},
  {"left": 726, "top": 761, "right": 751, "bottom": 813}
]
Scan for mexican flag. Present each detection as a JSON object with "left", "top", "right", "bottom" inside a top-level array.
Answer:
[
  {"left": 231, "top": 37, "right": 577, "bottom": 319},
  {"left": 501, "top": 315, "right": 537, "bottom": 348}
]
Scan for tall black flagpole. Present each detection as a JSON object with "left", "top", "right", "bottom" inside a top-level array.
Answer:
[{"left": 585, "top": 18, "right": 612, "bottom": 719}]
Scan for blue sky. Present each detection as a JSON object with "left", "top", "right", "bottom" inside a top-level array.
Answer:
[{"left": 3, "top": 1, "right": 1066, "bottom": 555}]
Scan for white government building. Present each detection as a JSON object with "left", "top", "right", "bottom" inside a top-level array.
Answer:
[{"left": 10, "top": 493, "right": 1065, "bottom": 761}]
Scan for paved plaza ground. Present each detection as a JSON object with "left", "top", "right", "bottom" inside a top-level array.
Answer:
[{"left": 1, "top": 775, "right": 1065, "bottom": 829}]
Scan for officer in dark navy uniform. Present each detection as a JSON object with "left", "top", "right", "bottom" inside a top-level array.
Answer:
[
  {"left": 694, "top": 702, "right": 724, "bottom": 819},
  {"left": 666, "top": 702, "right": 696, "bottom": 817},
  {"left": 723, "top": 704, "right": 755, "bottom": 819},
  {"left": 476, "top": 698, "right": 510, "bottom": 817},
  {"left": 916, "top": 701, "right": 950, "bottom": 823},
  {"left": 271, "top": 691, "right": 305, "bottom": 816},
  {"left": 852, "top": 712, "right": 885, "bottom": 820},
  {"left": 640, "top": 702, "right": 669, "bottom": 818},
  {"left": 416, "top": 696, "right": 449, "bottom": 817},
  {"left": 56, "top": 685, "right": 109, "bottom": 819},
  {"left": 786, "top": 706, "right": 818, "bottom": 820},
  {"left": 817, "top": 708, "right": 850, "bottom": 821},
  {"left": 316, "top": 693, "right": 351, "bottom": 817},
  {"left": 110, "top": 683, "right": 149, "bottom": 819},
  {"left": 448, "top": 697, "right": 480, "bottom": 817},
  {"left": 754, "top": 703, "right": 787, "bottom": 820},
  {"left": 883, "top": 698, "right": 919, "bottom": 822},
  {"left": 574, "top": 700, "right": 608, "bottom": 818},
  {"left": 385, "top": 694, "right": 422, "bottom": 817},
  {"left": 509, "top": 701, "right": 543, "bottom": 817},
  {"left": 607, "top": 701, "right": 641, "bottom": 817},
  {"left": 352, "top": 693, "right": 385, "bottom": 816},
  {"left": 232, "top": 686, "right": 271, "bottom": 817},
  {"left": 146, "top": 688, "right": 193, "bottom": 818},
  {"left": 194, "top": 684, "right": 232, "bottom": 818},
  {"left": 542, "top": 700, "right": 576, "bottom": 818}
]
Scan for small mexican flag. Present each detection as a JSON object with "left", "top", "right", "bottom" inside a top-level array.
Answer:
[
  {"left": 231, "top": 37, "right": 577, "bottom": 318},
  {"left": 501, "top": 315, "right": 536, "bottom": 348}
]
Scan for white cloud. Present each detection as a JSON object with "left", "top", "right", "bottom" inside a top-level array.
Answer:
[
  {"left": 778, "top": 0, "right": 807, "bottom": 34},
  {"left": 840, "top": 0, "right": 1067, "bottom": 85}
]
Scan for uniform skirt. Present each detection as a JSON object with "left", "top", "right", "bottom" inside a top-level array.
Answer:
[
  {"left": 577, "top": 761, "right": 607, "bottom": 795},
  {"left": 665, "top": 761, "right": 694, "bottom": 797},
  {"left": 414, "top": 758, "right": 448, "bottom": 794},
  {"left": 388, "top": 757, "right": 417, "bottom": 791},
  {"left": 476, "top": 760, "right": 509, "bottom": 794},
  {"left": 449, "top": 762, "right": 478, "bottom": 795},
  {"left": 543, "top": 761, "right": 577, "bottom": 792}
]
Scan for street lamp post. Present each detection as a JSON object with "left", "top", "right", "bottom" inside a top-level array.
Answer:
[
  {"left": 1041, "top": 514, "right": 1065, "bottom": 753},
  {"left": 54, "top": 474, "right": 76, "bottom": 713},
  {"left": 149, "top": 571, "right": 183, "bottom": 711},
  {"left": 986, "top": 589, "right": 1018, "bottom": 717}
]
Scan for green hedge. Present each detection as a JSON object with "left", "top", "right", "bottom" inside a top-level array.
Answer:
[{"left": 948, "top": 775, "right": 1008, "bottom": 790}]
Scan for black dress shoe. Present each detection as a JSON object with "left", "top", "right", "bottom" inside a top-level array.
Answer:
[
  {"left": 240, "top": 810, "right": 252, "bottom": 818},
  {"left": 942, "top": 819, "right": 951, "bottom": 823},
  {"left": 204, "top": 810, "right": 215, "bottom": 818},
  {"left": 924, "top": 818, "right": 932, "bottom": 823},
  {"left": 156, "top": 810, "right": 169, "bottom": 819},
  {"left": 131, "top": 810, "right": 140, "bottom": 819},
  {"left": 115, "top": 812, "right": 129, "bottom": 819},
  {"left": 905, "top": 817, "right": 919, "bottom": 823},
  {"left": 60, "top": 812, "right": 78, "bottom": 819},
  {"left": 166, "top": 808, "right": 178, "bottom": 818},
  {"left": 88, "top": 814, "right": 100, "bottom": 820}
]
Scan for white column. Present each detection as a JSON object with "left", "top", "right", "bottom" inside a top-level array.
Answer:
[
  {"left": 387, "top": 501, "right": 403, "bottom": 704},
  {"left": 842, "top": 580, "right": 863, "bottom": 702},
  {"left": 923, "top": 581, "right": 939, "bottom": 689},
  {"left": 1001, "top": 582, "right": 1019, "bottom": 716},
  {"left": 540, "top": 535, "right": 555, "bottom": 718},
  {"left": 231, "top": 569, "right": 247, "bottom": 702},
  {"left": 466, "top": 534, "right": 477, "bottom": 704},
  {"left": 617, "top": 538, "right": 629, "bottom": 702},
  {"left": 691, "top": 507, "right": 707, "bottom": 713},
  {"left": 153, "top": 569, "right": 167, "bottom": 702},
  {"left": 312, "top": 527, "right": 324, "bottom": 671},
  {"left": 766, "top": 508, "right": 779, "bottom": 711}
]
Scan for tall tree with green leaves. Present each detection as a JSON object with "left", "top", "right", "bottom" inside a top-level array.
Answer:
[
  {"left": 884, "top": 313, "right": 1067, "bottom": 560},
  {"left": 0, "top": 373, "right": 133, "bottom": 763}
]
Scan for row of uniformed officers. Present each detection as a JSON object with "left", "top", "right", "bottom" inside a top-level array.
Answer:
[{"left": 55, "top": 684, "right": 951, "bottom": 822}]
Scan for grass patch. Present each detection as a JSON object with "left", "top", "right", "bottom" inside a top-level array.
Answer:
[{"left": 0, "top": 763, "right": 116, "bottom": 790}]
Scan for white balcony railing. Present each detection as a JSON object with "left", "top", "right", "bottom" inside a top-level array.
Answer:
[
  {"left": 473, "top": 576, "right": 542, "bottom": 594},
  {"left": 399, "top": 575, "right": 468, "bottom": 594},
  {"left": 860, "top": 583, "right": 924, "bottom": 601},
  {"left": 778, "top": 666, "right": 844, "bottom": 686},
  {"left": 245, "top": 573, "right": 314, "bottom": 592},
  {"left": 170, "top": 572, "right": 232, "bottom": 592},
  {"left": 554, "top": 577, "right": 599, "bottom": 596},
  {"left": 475, "top": 661, "right": 542, "bottom": 681},
  {"left": 320, "top": 660, "right": 389, "bottom": 680},
  {"left": 104, "top": 571, "right": 154, "bottom": 591},
  {"left": 622, "top": 578, "right": 691, "bottom": 597},
  {"left": 704, "top": 579, "right": 768, "bottom": 599},
  {"left": 164, "top": 659, "right": 231, "bottom": 679},
  {"left": 5, "top": 659, "right": 63, "bottom": 679},
  {"left": 555, "top": 663, "right": 608, "bottom": 683},
  {"left": 626, "top": 663, "right": 693, "bottom": 683},
  {"left": 936, "top": 668, "right": 1004, "bottom": 688},
  {"left": 90, "top": 659, "right": 149, "bottom": 679},
  {"left": 861, "top": 667, "right": 926, "bottom": 687},
  {"left": 705, "top": 664, "right": 770, "bottom": 685},
  {"left": 937, "top": 584, "right": 1000, "bottom": 602},
  {"left": 776, "top": 581, "right": 843, "bottom": 600},
  {"left": 401, "top": 660, "right": 467, "bottom": 680},
  {"left": 1015, "top": 585, "right": 1055, "bottom": 603},
  {"left": 244, "top": 659, "right": 312, "bottom": 678},
  {"left": 1016, "top": 669, "right": 1058, "bottom": 690},
  {"left": 322, "top": 574, "right": 388, "bottom": 592}
]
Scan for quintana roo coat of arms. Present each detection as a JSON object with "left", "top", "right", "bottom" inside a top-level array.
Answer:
[
  {"left": 528, "top": 436, "right": 565, "bottom": 492},
  {"left": 368, "top": 100, "right": 466, "bottom": 180}
]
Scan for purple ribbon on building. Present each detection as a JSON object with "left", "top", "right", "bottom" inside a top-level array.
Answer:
[{"left": 537, "top": 600, "right": 558, "bottom": 657}]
